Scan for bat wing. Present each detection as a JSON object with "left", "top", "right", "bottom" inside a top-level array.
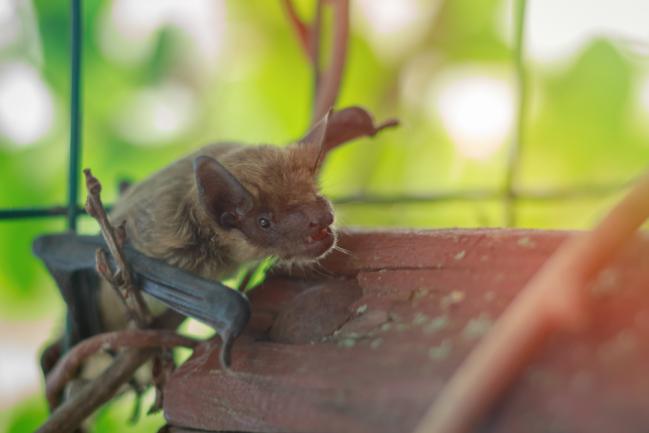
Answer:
[
  {"left": 124, "top": 245, "right": 250, "bottom": 367},
  {"left": 33, "top": 233, "right": 251, "bottom": 367}
]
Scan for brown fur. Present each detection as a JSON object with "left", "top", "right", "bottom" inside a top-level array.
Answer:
[
  {"left": 101, "top": 118, "right": 336, "bottom": 330},
  {"left": 109, "top": 141, "right": 329, "bottom": 280},
  {"left": 75, "top": 108, "right": 395, "bottom": 398}
]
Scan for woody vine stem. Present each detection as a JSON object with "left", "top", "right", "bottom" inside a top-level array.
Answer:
[
  {"left": 282, "top": 0, "right": 350, "bottom": 124},
  {"left": 37, "top": 173, "right": 189, "bottom": 433}
]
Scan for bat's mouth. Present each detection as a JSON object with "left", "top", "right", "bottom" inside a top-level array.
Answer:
[
  {"left": 301, "top": 226, "right": 335, "bottom": 258},
  {"left": 306, "top": 226, "right": 332, "bottom": 243}
]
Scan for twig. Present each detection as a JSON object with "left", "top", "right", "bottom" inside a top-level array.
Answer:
[
  {"left": 312, "top": 0, "right": 349, "bottom": 123},
  {"left": 84, "top": 168, "right": 151, "bottom": 326},
  {"left": 149, "top": 348, "right": 175, "bottom": 414},
  {"left": 38, "top": 172, "right": 189, "bottom": 432},
  {"left": 95, "top": 247, "right": 130, "bottom": 310},
  {"left": 311, "top": 0, "right": 324, "bottom": 101},
  {"left": 413, "top": 169, "right": 649, "bottom": 433},
  {"left": 37, "top": 348, "right": 155, "bottom": 433},
  {"left": 281, "top": 0, "right": 312, "bottom": 59},
  {"left": 281, "top": 0, "right": 350, "bottom": 124},
  {"left": 46, "top": 330, "right": 198, "bottom": 409},
  {"left": 37, "top": 311, "right": 184, "bottom": 433}
]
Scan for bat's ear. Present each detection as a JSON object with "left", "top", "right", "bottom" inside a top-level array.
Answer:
[
  {"left": 295, "top": 107, "right": 399, "bottom": 172},
  {"left": 194, "top": 156, "right": 254, "bottom": 229},
  {"left": 297, "top": 109, "right": 331, "bottom": 172}
]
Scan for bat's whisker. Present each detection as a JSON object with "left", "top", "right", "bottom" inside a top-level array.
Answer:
[{"left": 333, "top": 245, "right": 353, "bottom": 256}]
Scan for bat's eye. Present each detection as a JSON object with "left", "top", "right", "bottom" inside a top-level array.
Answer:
[{"left": 258, "top": 217, "right": 271, "bottom": 229}]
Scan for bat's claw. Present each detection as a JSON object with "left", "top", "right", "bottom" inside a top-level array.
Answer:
[{"left": 219, "top": 333, "right": 234, "bottom": 371}]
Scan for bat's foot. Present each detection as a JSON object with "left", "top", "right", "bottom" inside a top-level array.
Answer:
[{"left": 219, "top": 333, "right": 234, "bottom": 371}]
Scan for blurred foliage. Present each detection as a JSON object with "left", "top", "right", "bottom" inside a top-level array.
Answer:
[
  {"left": 1, "top": 396, "right": 48, "bottom": 433},
  {"left": 0, "top": 391, "right": 164, "bottom": 433},
  {"left": 1, "top": 0, "right": 649, "bottom": 431}
]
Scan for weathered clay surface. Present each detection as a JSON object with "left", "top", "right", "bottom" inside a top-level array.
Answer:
[
  {"left": 163, "top": 229, "right": 649, "bottom": 433},
  {"left": 269, "top": 279, "right": 361, "bottom": 344}
]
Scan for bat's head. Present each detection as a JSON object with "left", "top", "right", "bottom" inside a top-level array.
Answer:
[{"left": 193, "top": 113, "right": 338, "bottom": 264}]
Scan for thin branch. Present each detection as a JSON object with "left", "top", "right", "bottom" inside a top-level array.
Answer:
[
  {"left": 312, "top": 0, "right": 350, "bottom": 123},
  {"left": 95, "top": 247, "right": 130, "bottom": 312},
  {"left": 311, "top": 0, "right": 324, "bottom": 102},
  {"left": 84, "top": 168, "right": 151, "bottom": 326},
  {"left": 37, "top": 172, "right": 190, "bottom": 432},
  {"left": 281, "top": 0, "right": 312, "bottom": 59},
  {"left": 149, "top": 348, "right": 175, "bottom": 414},
  {"left": 37, "top": 348, "right": 155, "bottom": 433},
  {"left": 414, "top": 169, "right": 649, "bottom": 433},
  {"left": 46, "top": 330, "right": 198, "bottom": 409},
  {"left": 37, "top": 311, "right": 184, "bottom": 433},
  {"left": 281, "top": 0, "right": 350, "bottom": 124}
]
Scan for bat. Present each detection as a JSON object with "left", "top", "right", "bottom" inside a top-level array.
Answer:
[
  {"left": 97, "top": 107, "right": 396, "bottom": 334},
  {"left": 34, "top": 106, "right": 396, "bottom": 372}
]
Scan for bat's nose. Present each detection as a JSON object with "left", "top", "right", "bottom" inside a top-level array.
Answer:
[
  {"left": 309, "top": 211, "right": 333, "bottom": 229},
  {"left": 304, "top": 209, "right": 335, "bottom": 246}
]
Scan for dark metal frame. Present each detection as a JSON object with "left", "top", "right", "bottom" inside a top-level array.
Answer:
[{"left": 0, "top": 0, "right": 83, "bottom": 229}]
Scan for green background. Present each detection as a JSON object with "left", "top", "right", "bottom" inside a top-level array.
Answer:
[{"left": 1, "top": 0, "right": 648, "bottom": 431}]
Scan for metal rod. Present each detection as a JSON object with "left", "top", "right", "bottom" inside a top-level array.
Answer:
[
  {"left": 332, "top": 184, "right": 627, "bottom": 205},
  {"left": 0, "top": 180, "right": 627, "bottom": 222},
  {"left": 67, "top": 0, "right": 83, "bottom": 231},
  {"left": 0, "top": 206, "right": 88, "bottom": 220},
  {"left": 333, "top": 191, "right": 502, "bottom": 205}
]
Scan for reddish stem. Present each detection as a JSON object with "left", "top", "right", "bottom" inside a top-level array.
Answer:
[
  {"left": 281, "top": 0, "right": 313, "bottom": 60},
  {"left": 312, "top": 0, "right": 349, "bottom": 123},
  {"left": 46, "top": 329, "right": 198, "bottom": 409},
  {"left": 311, "top": 0, "right": 324, "bottom": 98},
  {"left": 38, "top": 349, "right": 154, "bottom": 433},
  {"left": 84, "top": 169, "right": 151, "bottom": 326},
  {"left": 281, "top": 0, "right": 350, "bottom": 124}
]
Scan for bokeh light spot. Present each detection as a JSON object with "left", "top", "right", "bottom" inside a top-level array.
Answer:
[
  {"left": 430, "top": 71, "right": 514, "bottom": 160},
  {"left": 0, "top": 62, "right": 54, "bottom": 148},
  {"left": 114, "top": 82, "right": 197, "bottom": 146}
]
